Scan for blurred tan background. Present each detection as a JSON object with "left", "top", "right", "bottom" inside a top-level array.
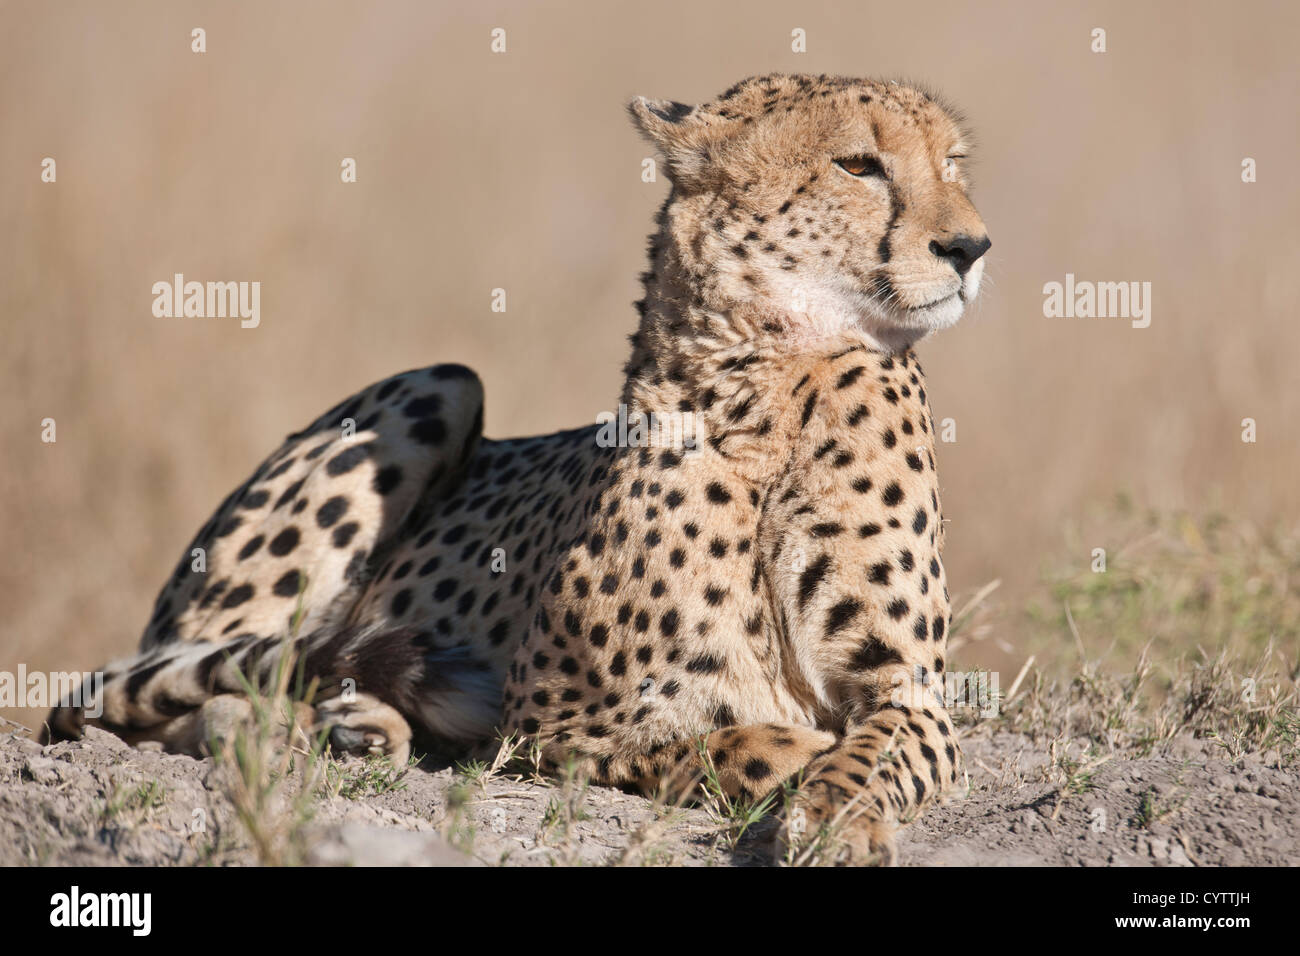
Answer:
[{"left": 3, "top": 0, "right": 1298, "bottom": 728}]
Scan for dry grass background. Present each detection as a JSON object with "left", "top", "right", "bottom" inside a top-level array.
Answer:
[{"left": 2, "top": 0, "right": 1298, "bottom": 730}]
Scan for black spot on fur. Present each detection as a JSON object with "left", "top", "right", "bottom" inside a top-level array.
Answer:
[
  {"left": 272, "top": 569, "right": 301, "bottom": 597},
  {"left": 326, "top": 445, "right": 369, "bottom": 476},
  {"left": 373, "top": 465, "right": 403, "bottom": 496},
  {"left": 798, "top": 553, "right": 832, "bottom": 609},
  {"left": 316, "top": 496, "right": 348, "bottom": 528}
]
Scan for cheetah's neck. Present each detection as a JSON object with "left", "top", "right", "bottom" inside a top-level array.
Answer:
[{"left": 620, "top": 223, "right": 888, "bottom": 485}]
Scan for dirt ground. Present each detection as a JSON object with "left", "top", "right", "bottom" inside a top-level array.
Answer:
[{"left": 2, "top": 723, "right": 1293, "bottom": 867}]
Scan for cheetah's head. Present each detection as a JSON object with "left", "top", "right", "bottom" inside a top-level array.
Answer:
[{"left": 631, "top": 74, "right": 990, "bottom": 353}]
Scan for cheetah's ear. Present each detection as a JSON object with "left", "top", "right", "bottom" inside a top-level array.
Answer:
[{"left": 628, "top": 95, "right": 716, "bottom": 186}]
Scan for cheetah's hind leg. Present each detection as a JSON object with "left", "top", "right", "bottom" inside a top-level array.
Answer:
[
  {"left": 45, "top": 364, "right": 485, "bottom": 751},
  {"left": 138, "top": 363, "right": 486, "bottom": 653}
]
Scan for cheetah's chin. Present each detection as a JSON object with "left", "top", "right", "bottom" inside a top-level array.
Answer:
[
  {"left": 899, "top": 292, "right": 965, "bottom": 329},
  {"left": 857, "top": 292, "right": 966, "bottom": 350}
]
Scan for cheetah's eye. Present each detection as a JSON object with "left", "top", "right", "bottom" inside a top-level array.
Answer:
[{"left": 834, "top": 155, "right": 886, "bottom": 178}]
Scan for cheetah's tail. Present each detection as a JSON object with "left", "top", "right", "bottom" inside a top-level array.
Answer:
[{"left": 42, "top": 622, "right": 500, "bottom": 752}]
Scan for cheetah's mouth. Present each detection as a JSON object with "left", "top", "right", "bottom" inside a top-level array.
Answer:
[
  {"left": 882, "top": 287, "right": 965, "bottom": 330},
  {"left": 905, "top": 291, "right": 961, "bottom": 313},
  {"left": 778, "top": 273, "right": 972, "bottom": 352},
  {"left": 854, "top": 284, "right": 968, "bottom": 351},
  {"left": 861, "top": 271, "right": 969, "bottom": 333}
]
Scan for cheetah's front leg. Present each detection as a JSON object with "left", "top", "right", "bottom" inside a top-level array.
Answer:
[
  {"left": 779, "top": 680, "right": 960, "bottom": 866},
  {"left": 655, "top": 723, "right": 837, "bottom": 805}
]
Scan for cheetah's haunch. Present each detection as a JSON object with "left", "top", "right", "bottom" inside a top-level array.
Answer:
[{"left": 48, "top": 74, "right": 991, "bottom": 865}]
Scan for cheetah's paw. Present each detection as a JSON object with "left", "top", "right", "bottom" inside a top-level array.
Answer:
[
  {"left": 778, "top": 796, "right": 898, "bottom": 867},
  {"left": 315, "top": 693, "right": 412, "bottom": 766}
]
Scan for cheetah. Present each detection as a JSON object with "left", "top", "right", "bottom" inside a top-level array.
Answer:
[{"left": 47, "top": 73, "right": 991, "bottom": 864}]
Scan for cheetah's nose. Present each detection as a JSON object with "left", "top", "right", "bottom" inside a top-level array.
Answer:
[{"left": 928, "top": 234, "right": 991, "bottom": 276}]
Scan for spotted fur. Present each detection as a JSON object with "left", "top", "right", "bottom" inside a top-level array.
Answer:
[{"left": 47, "top": 74, "right": 991, "bottom": 864}]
